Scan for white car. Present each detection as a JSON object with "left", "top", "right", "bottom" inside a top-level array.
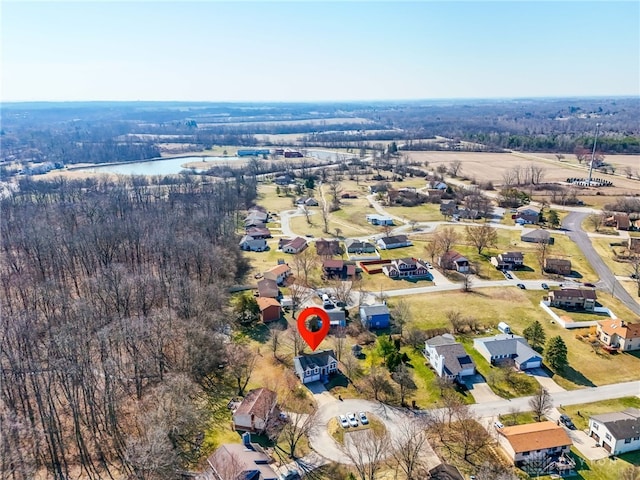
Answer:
[
  {"left": 346, "top": 412, "right": 359, "bottom": 427},
  {"left": 494, "top": 420, "right": 504, "bottom": 429},
  {"left": 338, "top": 414, "right": 349, "bottom": 428},
  {"left": 358, "top": 412, "right": 369, "bottom": 425}
]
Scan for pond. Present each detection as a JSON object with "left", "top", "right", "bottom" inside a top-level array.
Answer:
[{"left": 80, "top": 156, "right": 234, "bottom": 176}]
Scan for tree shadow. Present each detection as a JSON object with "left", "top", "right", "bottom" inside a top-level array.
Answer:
[{"left": 553, "top": 365, "right": 596, "bottom": 388}]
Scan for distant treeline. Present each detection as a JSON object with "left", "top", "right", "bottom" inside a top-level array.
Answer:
[{"left": 462, "top": 133, "right": 640, "bottom": 154}]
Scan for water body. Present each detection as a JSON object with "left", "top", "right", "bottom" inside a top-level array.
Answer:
[{"left": 81, "top": 156, "right": 234, "bottom": 176}]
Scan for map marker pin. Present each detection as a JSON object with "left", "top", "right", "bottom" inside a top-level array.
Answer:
[{"left": 297, "top": 306, "right": 330, "bottom": 351}]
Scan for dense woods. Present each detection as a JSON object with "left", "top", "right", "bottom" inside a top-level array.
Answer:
[{"left": 0, "top": 175, "right": 256, "bottom": 479}]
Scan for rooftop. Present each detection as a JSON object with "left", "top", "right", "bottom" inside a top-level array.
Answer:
[
  {"left": 591, "top": 408, "right": 640, "bottom": 439},
  {"left": 598, "top": 319, "right": 640, "bottom": 339},
  {"left": 234, "top": 388, "right": 277, "bottom": 417},
  {"left": 500, "top": 421, "right": 572, "bottom": 453}
]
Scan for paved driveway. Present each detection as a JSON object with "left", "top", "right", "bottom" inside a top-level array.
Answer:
[
  {"left": 546, "top": 408, "right": 609, "bottom": 461},
  {"left": 463, "top": 374, "right": 502, "bottom": 403},
  {"left": 527, "top": 368, "right": 566, "bottom": 393}
]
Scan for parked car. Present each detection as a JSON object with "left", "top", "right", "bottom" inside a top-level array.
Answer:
[
  {"left": 338, "top": 415, "right": 349, "bottom": 428},
  {"left": 358, "top": 412, "right": 369, "bottom": 425},
  {"left": 305, "top": 234, "right": 314, "bottom": 238},
  {"left": 517, "top": 283, "right": 526, "bottom": 289},
  {"left": 631, "top": 273, "right": 638, "bottom": 279},
  {"left": 584, "top": 283, "right": 596, "bottom": 288},
  {"left": 541, "top": 283, "right": 549, "bottom": 290},
  {"left": 559, "top": 414, "right": 576, "bottom": 430},
  {"left": 505, "top": 272, "right": 513, "bottom": 279},
  {"left": 346, "top": 412, "right": 359, "bottom": 427},
  {"left": 494, "top": 420, "right": 504, "bottom": 429}
]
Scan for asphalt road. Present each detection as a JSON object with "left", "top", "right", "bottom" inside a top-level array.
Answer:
[{"left": 562, "top": 211, "right": 640, "bottom": 316}]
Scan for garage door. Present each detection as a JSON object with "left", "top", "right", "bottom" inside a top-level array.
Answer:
[
  {"left": 306, "top": 374, "right": 320, "bottom": 383},
  {"left": 526, "top": 360, "right": 542, "bottom": 369}
]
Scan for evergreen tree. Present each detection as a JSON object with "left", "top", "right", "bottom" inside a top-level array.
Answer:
[
  {"left": 545, "top": 336, "right": 568, "bottom": 370},
  {"left": 548, "top": 209, "right": 560, "bottom": 228},
  {"left": 523, "top": 320, "right": 546, "bottom": 350}
]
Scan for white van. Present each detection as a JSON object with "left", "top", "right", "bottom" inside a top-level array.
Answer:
[{"left": 498, "top": 322, "right": 511, "bottom": 334}]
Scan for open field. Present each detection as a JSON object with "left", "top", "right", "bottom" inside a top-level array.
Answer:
[{"left": 404, "top": 151, "right": 640, "bottom": 195}]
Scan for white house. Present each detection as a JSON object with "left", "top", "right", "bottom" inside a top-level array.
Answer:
[
  {"left": 263, "top": 263, "right": 291, "bottom": 285},
  {"left": 239, "top": 235, "right": 268, "bottom": 252},
  {"left": 366, "top": 214, "right": 394, "bottom": 226},
  {"left": 589, "top": 408, "right": 640, "bottom": 455},
  {"left": 293, "top": 350, "right": 338, "bottom": 384},
  {"left": 424, "top": 334, "right": 476, "bottom": 382}
]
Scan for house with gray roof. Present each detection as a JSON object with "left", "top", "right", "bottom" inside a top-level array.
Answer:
[
  {"left": 240, "top": 235, "right": 268, "bottom": 252},
  {"left": 588, "top": 408, "right": 640, "bottom": 455},
  {"left": 293, "top": 350, "right": 338, "bottom": 384},
  {"left": 473, "top": 334, "right": 542, "bottom": 370},
  {"left": 424, "top": 334, "right": 476, "bottom": 382},
  {"left": 521, "top": 228, "right": 554, "bottom": 245},
  {"left": 376, "top": 235, "right": 412, "bottom": 250},
  {"left": 344, "top": 238, "right": 377, "bottom": 254},
  {"left": 207, "top": 439, "right": 278, "bottom": 480}
]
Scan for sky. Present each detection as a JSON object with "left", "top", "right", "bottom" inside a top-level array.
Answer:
[{"left": 1, "top": 1, "right": 639, "bottom": 102}]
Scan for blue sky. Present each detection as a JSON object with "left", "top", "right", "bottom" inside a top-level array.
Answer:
[{"left": 2, "top": 1, "right": 638, "bottom": 102}]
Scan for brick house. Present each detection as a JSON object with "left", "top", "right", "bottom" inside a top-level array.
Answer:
[
  {"left": 544, "top": 258, "right": 572, "bottom": 275},
  {"left": 315, "top": 239, "right": 343, "bottom": 257},
  {"left": 546, "top": 288, "right": 597, "bottom": 311},
  {"left": 322, "top": 259, "right": 356, "bottom": 280},
  {"left": 256, "top": 297, "right": 281, "bottom": 323}
]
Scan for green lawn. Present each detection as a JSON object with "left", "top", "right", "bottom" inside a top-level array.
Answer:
[
  {"left": 498, "top": 410, "right": 538, "bottom": 426},
  {"left": 558, "top": 397, "right": 640, "bottom": 431},
  {"left": 591, "top": 238, "right": 636, "bottom": 277},
  {"left": 384, "top": 203, "right": 442, "bottom": 223},
  {"left": 560, "top": 449, "right": 640, "bottom": 480}
]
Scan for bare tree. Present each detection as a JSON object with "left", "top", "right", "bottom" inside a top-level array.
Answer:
[
  {"left": 302, "top": 205, "right": 312, "bottom": 224},
  {"left": 288, "top": 323, "right": 306, "bottom": 357},
  {"left": 434, "top": 226, "right": 459, "bottom": 254},
  {"left": 449, "top": 160, "right": 463, "bottom": 177},
  {"left": 529, "top": 386, "right": 552, "bottom": 421},
  {"left": 332, "top": 326, "right": 347, "bottom": 361},
  {"left": 269, "top": 325, "right": 282, "bottom": 360},
  {"left": 461, "top": 269, "right": 474, "bottom": 293},
  {"left": 288, "top": 281, "right": 313, "bottom": 318},
  {"left": 390, "top": 298, "right": 412, "bottom": 336},
  {"left": 292, "top": 248, "right": 317, "bottom": 286},
  {"left": 465, "top": 224, "right": 498, "bottom": 255},
  {"left": 321, "top": 204, "right": 330, "bottom": 233},
  {"left": 587, "top": 213, "right": 605, "bottom": 232},
  {"left": 361, "top": 366, "right": 395, "bottom": 402},
  {"left": 391, "top": 419, "right": 431, "bottom": 480},
  {"left": 277, "top": 398, "right": 318, "bottom": 459},
  {"left": 424, "top": 239, "right": 440, "bottom": 263},
  {"left": 535, "top": 239, "right": 550, "bottom": 273},
  {"left": 340, "top": 429, "right": 390, "bottom": 480},
  {"left": 226, "top": 343, "right": 258, "bottom": 396},
  {"left": 391, "top": 364, "right": 417, "bottom": 406},
  {"left": 341, "top": 354, "right": 363, "bottom": 384}
]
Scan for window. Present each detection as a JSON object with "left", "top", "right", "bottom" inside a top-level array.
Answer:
[
  {"left": 624, "top": 438, "right": 631, "bottom": 444},
  {"left": 593, "top": 423, "right": 599, "bottom": 430},
  {"left": 633, "top": 436, "right": 639, "bottom": 441},
  {"left": 605, "top": 433, "right": 612, "bottom": 441},
  {"left": 523, "top": 451, "right": 529, "bottom": 456}
]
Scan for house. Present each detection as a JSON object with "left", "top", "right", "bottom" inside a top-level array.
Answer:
[
  {"left": 376, "top": 235, "right": 412, "bottom": 250},
  {"left": 521, "top": 228, "right": 554, "bottom": 244},
  {"left": 547, "top": 288, "right": 596, "bottom": 310},
  {"left": 293, "top": 349, "right": 338, "bottom": 384},
  {"left": 605, "top": 213, "right": 630, "bottom": 231},
  {"left": 326, "top": 308, "right": 346, "bottom": 328},
  {"left": 440, "top": 199, "right": 458, "bottom": 217},
  {"left": 207, "top": 440, "right": 278, "bottom": 480},
  {"left": 322, "top": 259, "right": 356, "bottom": 280},
  {"left": 274, "top": 173, "right": 293, "bottom": 185},
  {"left": 544, "top": 258, "right": 572, "bottom": 276},
  {"left": 279, "top": 237, "right": 308, "bottom": 254},
  {"left": 491, "top": 252, "right": 525, "bottom": 270},
  {"left": 473, "top": 334, "right": 542, "bottom": 370},
  {"left": 295, "top": 197, "right": 319, "bottom": 207},
  {"left": 588, "top": 408, "right": 640, "bottom": 455},
  {"left": 438, "top": 250, "right": 470, "bottom": 273},
  {"left": 284, "top": 150, "right": 303, "bottom": 158},
  {"left": 515, "top": 205, "right": 541, "bottom": 224},
  {"left": 232, "top": 388, "right": 279, "bottom": 434},
  {"left": 423, "top": 334, "right": 476, "bottom": 382},
  {"left": 344, "top": 239, "right": 377, "bottom": 255},
  {"left": 245, "top": 209, "right": 269, "bottom": 225},
  {"left": 383, "top": 257, "right": 431, "bottom": 279},
  {"left": 341, "top": 191, "right": 358, "bottom": 199},
  {"left": 257, "top": 278, "right": 279, "bottom": 299},
  {"left": 315, "top": 239, "right": 343, "bottom": 257},
  {"left": 246, "top": 227, "right": 272, "bottom": 239},
  {"left": 428, "top": 180, "right": 448, "bottom": 190},
  {"left": 457, "top": 207, "right": 481, "bottom": 220},
  {"left": 628, "top": 237, "right": 640, "bottom": 253},
  {"left": 497, "top": 421, "right": 574, "bottom": 475},
  {"left": 359, "top": 304, "right": 390, "bottom": 329},
  {"left": 597, "top": 319, "right": 640, "bottom": 352},
  {"left": 366, "top": 213, "right": 394, "bottom": 226},
  {"left": 263, "top": 264, "right": 291, "bottom": 285},
  {"left": 239, "top": 236, "right": 268, "bottom": 252},
  {"left": 256, "top": 297, "right": 281, "bottom": 323}
]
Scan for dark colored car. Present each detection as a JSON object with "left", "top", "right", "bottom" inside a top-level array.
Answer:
[
  {"left": 541, "top": 283, "right": 549, "bottom": 290},
  {"left": 584, "top": 283, "right": 596, "bottom": 288},
  {"left": 517, "top": 283, "right": 526, "bottom": 289},
  {"left": 559, "top": 414, "right": 576, "bottom": 430}
]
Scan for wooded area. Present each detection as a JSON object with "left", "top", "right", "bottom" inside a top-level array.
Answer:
[{"left": 0, "top": 175, "right": 257, "bottom": 479}]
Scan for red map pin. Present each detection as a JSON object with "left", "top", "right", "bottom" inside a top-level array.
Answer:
[{"left": 297, "top": 306, "right": 330, "bottom": 351}]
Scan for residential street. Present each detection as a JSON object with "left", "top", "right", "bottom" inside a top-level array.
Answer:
[{"left": 562, "top": 211, "right": 640, "bottom": 315}]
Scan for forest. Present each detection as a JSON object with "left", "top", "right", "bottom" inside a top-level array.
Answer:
[{"left": 0, "top": 174, "right": 258, "bottom": 479}]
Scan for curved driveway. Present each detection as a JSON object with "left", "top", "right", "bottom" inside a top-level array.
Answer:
[{"left": 562, "top": 211, "right": 640, "bottom": 315}]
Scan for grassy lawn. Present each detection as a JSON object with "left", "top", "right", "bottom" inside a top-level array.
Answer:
[
  {"left": 383, "top": 203, "right": 442, "bottom": 222},
  {"left": 559, "top": 449, "right": 640, "bottom": 480},
  {"left": 548, "top": 306, "right": 612, "bottom": 323},
  {"left": 558, "top": 397, "right": 640, "bottom": 431},
  {"left": 359, "top": 269, "right": 434, "bottom": 296},
  {"left": 256, "top": 185, "right": 301, "bottom": 212},
  {"left": 498, "top": 410, "right": 538, "bottom": 426},
  {"left": 591, "top": 238, "right": 636, "bottom": 277}
]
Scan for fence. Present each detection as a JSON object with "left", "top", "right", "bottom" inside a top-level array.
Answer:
[{"left": 539, "top": 301, "right": 616, "bottom": 329}]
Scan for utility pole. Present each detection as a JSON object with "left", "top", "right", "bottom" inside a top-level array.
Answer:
[{"left": 587, "top": 123, "right": 601, "bottom": 186}]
